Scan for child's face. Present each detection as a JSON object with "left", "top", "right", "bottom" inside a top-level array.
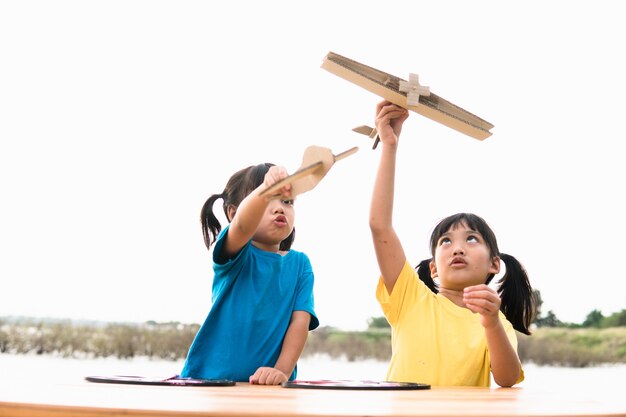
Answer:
[
  {"left": 252, "top": 198, "right": 295, "bottom": 252},
  {"left": 429, "top": 221, "right": 500, "bottom": 290}
]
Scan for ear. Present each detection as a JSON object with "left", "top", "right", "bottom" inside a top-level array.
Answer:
[
  {"left": 489, "top": 256, "right": 501, "bottom": 275},
  {"left": 226, "top": 205, "right": 237, "bottom": 222},
  {"left": 429, "top": 260, "right": 438, "bottom": 279}
]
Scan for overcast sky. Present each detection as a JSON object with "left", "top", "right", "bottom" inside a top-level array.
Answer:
[{"left": 1, "top": 1, "right": 625, "bottom": 330}]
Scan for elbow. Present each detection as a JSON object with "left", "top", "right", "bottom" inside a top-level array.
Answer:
[
  {"left": 493, "top": 369, "right": 521, "bottom": 388},
  {"left": 369, "top": 216, "right": 389, "bottom": 235},
  {"left": 495, "top": 379, "right": 515, "bottom": 388},
  {"left": 368, "top": 215, "right": 378, "bottom": 232}
]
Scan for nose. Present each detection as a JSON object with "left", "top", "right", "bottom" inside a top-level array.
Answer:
[
  {"left": 453, "top": 246, "right": 465, "bottom": 256},
  {"left": 271, "top": 201, "right": 285, "bottom": 214}
]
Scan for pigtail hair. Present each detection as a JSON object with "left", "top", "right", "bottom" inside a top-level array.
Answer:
[
  {"left": 416, "top": 259, "right": 438, "bottom": 294},
  {"left": 497, "top": 253, "right": 536, "bottom": 335},
  {"left": 200, "top": 193, "right": 224, "bottom": 250}
]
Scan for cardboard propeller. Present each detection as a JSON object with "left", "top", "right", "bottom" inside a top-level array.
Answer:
[{"left": 259, "top": 146, "right": 358, "bottom": 199}]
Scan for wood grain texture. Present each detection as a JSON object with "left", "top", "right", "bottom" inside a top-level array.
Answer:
[{"left": 1, "top": 378, "right": 625, "bottom": 417}]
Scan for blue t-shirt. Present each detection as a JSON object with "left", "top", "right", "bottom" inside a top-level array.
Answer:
[{"left": 180, "top": 226, "right": 319, "bottom": 381}]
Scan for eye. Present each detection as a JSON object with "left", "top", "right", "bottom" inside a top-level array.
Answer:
[
  {"left": 467, "top": 235, "right": 479, "bottom": 243},
  {"left": 439, "top": 237, "right": 451, "bottom": 246},
  {"left": 281, "top": 199, "right": 294, "bottom": 206}
]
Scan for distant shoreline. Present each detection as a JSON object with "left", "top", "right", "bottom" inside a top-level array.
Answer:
[{"left": 2, "top": 317, "right": 625, "bottom": 367}]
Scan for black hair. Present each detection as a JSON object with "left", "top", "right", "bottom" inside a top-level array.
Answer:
[
  {"left": 200, "top": 163, "right": 295, "bottom": 252},
  {"left": 415, "top": 213, "right": 535, "bottom": 335}
]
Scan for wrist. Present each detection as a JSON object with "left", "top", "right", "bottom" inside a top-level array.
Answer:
[
  {"left": 482, "top": 315, "right": 502, "bottom": 332},
  {"left": 381, "top": 140, "right": 399, "bottom": 151},
  {"left": 273, "top": 364, "right": 291, "bottom": 378}
]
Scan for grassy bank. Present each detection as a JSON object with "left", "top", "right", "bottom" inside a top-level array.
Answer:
[
  {"left": 303, "top": 327, "right": 626, "bottom": 367},
  {"left": 518, "top": 327, "right": 626, "bottom": 367},
  {"left": 0, "top": 319, "right": 198, "bottom": 360},
  {"left": 2, "top": 318, "right": 625, "bottom": 367},
  {"left": 302, "top": 327, "right": 391, "bottom": 362}
]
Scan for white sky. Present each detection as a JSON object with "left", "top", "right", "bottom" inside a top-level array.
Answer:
[{"left": 1, "top": 1, "right": 625, "bottom": 330}]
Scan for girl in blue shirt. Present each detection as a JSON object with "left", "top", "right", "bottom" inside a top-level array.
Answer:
[{"left": 181, "top": 163, "right": 318, "bottom": 385}]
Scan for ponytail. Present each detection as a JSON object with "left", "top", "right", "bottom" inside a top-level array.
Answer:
[
  {"left": 497, "top": 253, "right": 536, "bottom": 335},
  {"left": 415, "top": 259, "right": 438, "bottom": 294},
  {"left": 200, "top": 193, "right": 224, "bottom": 250}
]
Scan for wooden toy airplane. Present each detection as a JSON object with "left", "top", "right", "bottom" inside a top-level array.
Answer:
[
  {"left": 259, "top": 146, "right": 359, "bottom": 199},
  {"left": 321, "top": 51, "right": 494, "bottom": 141}
]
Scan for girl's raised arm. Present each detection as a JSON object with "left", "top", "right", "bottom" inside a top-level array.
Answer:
[{"left": 369, "top": 101, "right": 409, "bottom": 294}]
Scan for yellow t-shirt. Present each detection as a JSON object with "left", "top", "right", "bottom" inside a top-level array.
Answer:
[{"left": 376, "top": 261, "right": 524, "bottom": 387}]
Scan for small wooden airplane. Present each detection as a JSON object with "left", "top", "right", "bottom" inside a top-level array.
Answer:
[
  {"left": 259, "top": 146, "right": 359, "bottom": 199},
  {"left": 321, "top": 51, "right": 494, "bottom": 141}
]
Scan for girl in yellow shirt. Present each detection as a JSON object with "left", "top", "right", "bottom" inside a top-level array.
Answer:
[{"left": 369, "top": 100, "right": 535, "bottom": 387}]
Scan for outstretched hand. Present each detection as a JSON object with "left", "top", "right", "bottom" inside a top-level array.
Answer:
[
  {"left": 463, "top": 284, "right": 502, "bottom": 329},
  {"left": 374, "top": 100, "right": 409, "bottom": 147},
  {"left": 262, "top": 165, "right": 293, "bottom": 200},
  {"left": 249, "top": 366, "right": 289, "bottom": 385}
]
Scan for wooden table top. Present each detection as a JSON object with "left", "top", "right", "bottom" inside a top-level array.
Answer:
[{"left": 1, "top": 375, "right": 625, "bottom": 417}]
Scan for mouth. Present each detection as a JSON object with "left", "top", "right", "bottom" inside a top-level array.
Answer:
[
  {"left": 450, "top": 257, "right": 467, "bottom": 267},
  {"left": 274, "top": 215, "right": 287, "bottom": 226}
]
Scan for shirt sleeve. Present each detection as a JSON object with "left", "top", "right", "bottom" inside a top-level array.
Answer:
[
  {"left": 211, "top": 225, "right": 251, "bottom": 300},
  {"left": 376, "top": 260, "right": 426, "bottom": 326},
  {"left": 294, "top": 253, "right": 319, "bottom": 330}
]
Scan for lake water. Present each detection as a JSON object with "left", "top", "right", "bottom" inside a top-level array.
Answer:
[{"left": 1, "top": 353, "right": 624, "bottom": 392}]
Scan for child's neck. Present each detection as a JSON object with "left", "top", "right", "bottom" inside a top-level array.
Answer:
[
  {"left": 438, "top": 287, "right": 468, "bottom": 309},
  {"left": 251, "top": 240, "right": 289, "bottom": 256}
]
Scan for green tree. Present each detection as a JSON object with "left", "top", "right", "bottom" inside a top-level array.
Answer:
[
  {"left": 582, "top": 309, "right": 604, "bottom": 328},
  {"left": 603, "top": 309, "right": 626, "bottom": 327},
  {"left": 535, "top": 310, "right": 563, "bottom": 327},
  {"left": 367, "top": 316, "right": 390, "bottom": 330}
]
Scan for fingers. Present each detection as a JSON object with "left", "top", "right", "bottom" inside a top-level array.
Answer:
[
  {"left": 463, "top": 285, "right": 501, "bottom": 315},
  {"left": 264, "top": 166, "right": 292, "bottom": 198},
  {"left": 249, "top": 368, "right": 287, "bottom": 385},
  {"left": 375, "top": 100, "right": 405, "bottom": 115},
  {"left": 375, "top": 100, "right": 386, "bottom": 115},
  {"left": 464, "top": 297, "right": 498, "bottom": 315},
  {"left": 265, "top": 166, "right": 289, "bottom": 185},
  {"left": 375, "top": 99, "right": 393, "bottom": 116},
  {"left": 249, "top": 367, "right": 288, "bottom": 385},
  {"left": 374, "top": 100, "right": 409, "bottom": 147},
  {"left": 375, "top": 101, "right": 408, "bottom": 126}
]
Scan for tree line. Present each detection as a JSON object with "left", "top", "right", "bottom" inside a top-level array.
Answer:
[
  {"left": 532, "top": 290, "right": 626, "bottom": 329},
  {"left": 2, "top": 290, "right": 625, "bottom": 367},
  {"left": 2, "top": 317, "right": 625, "bottom": 367}
]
